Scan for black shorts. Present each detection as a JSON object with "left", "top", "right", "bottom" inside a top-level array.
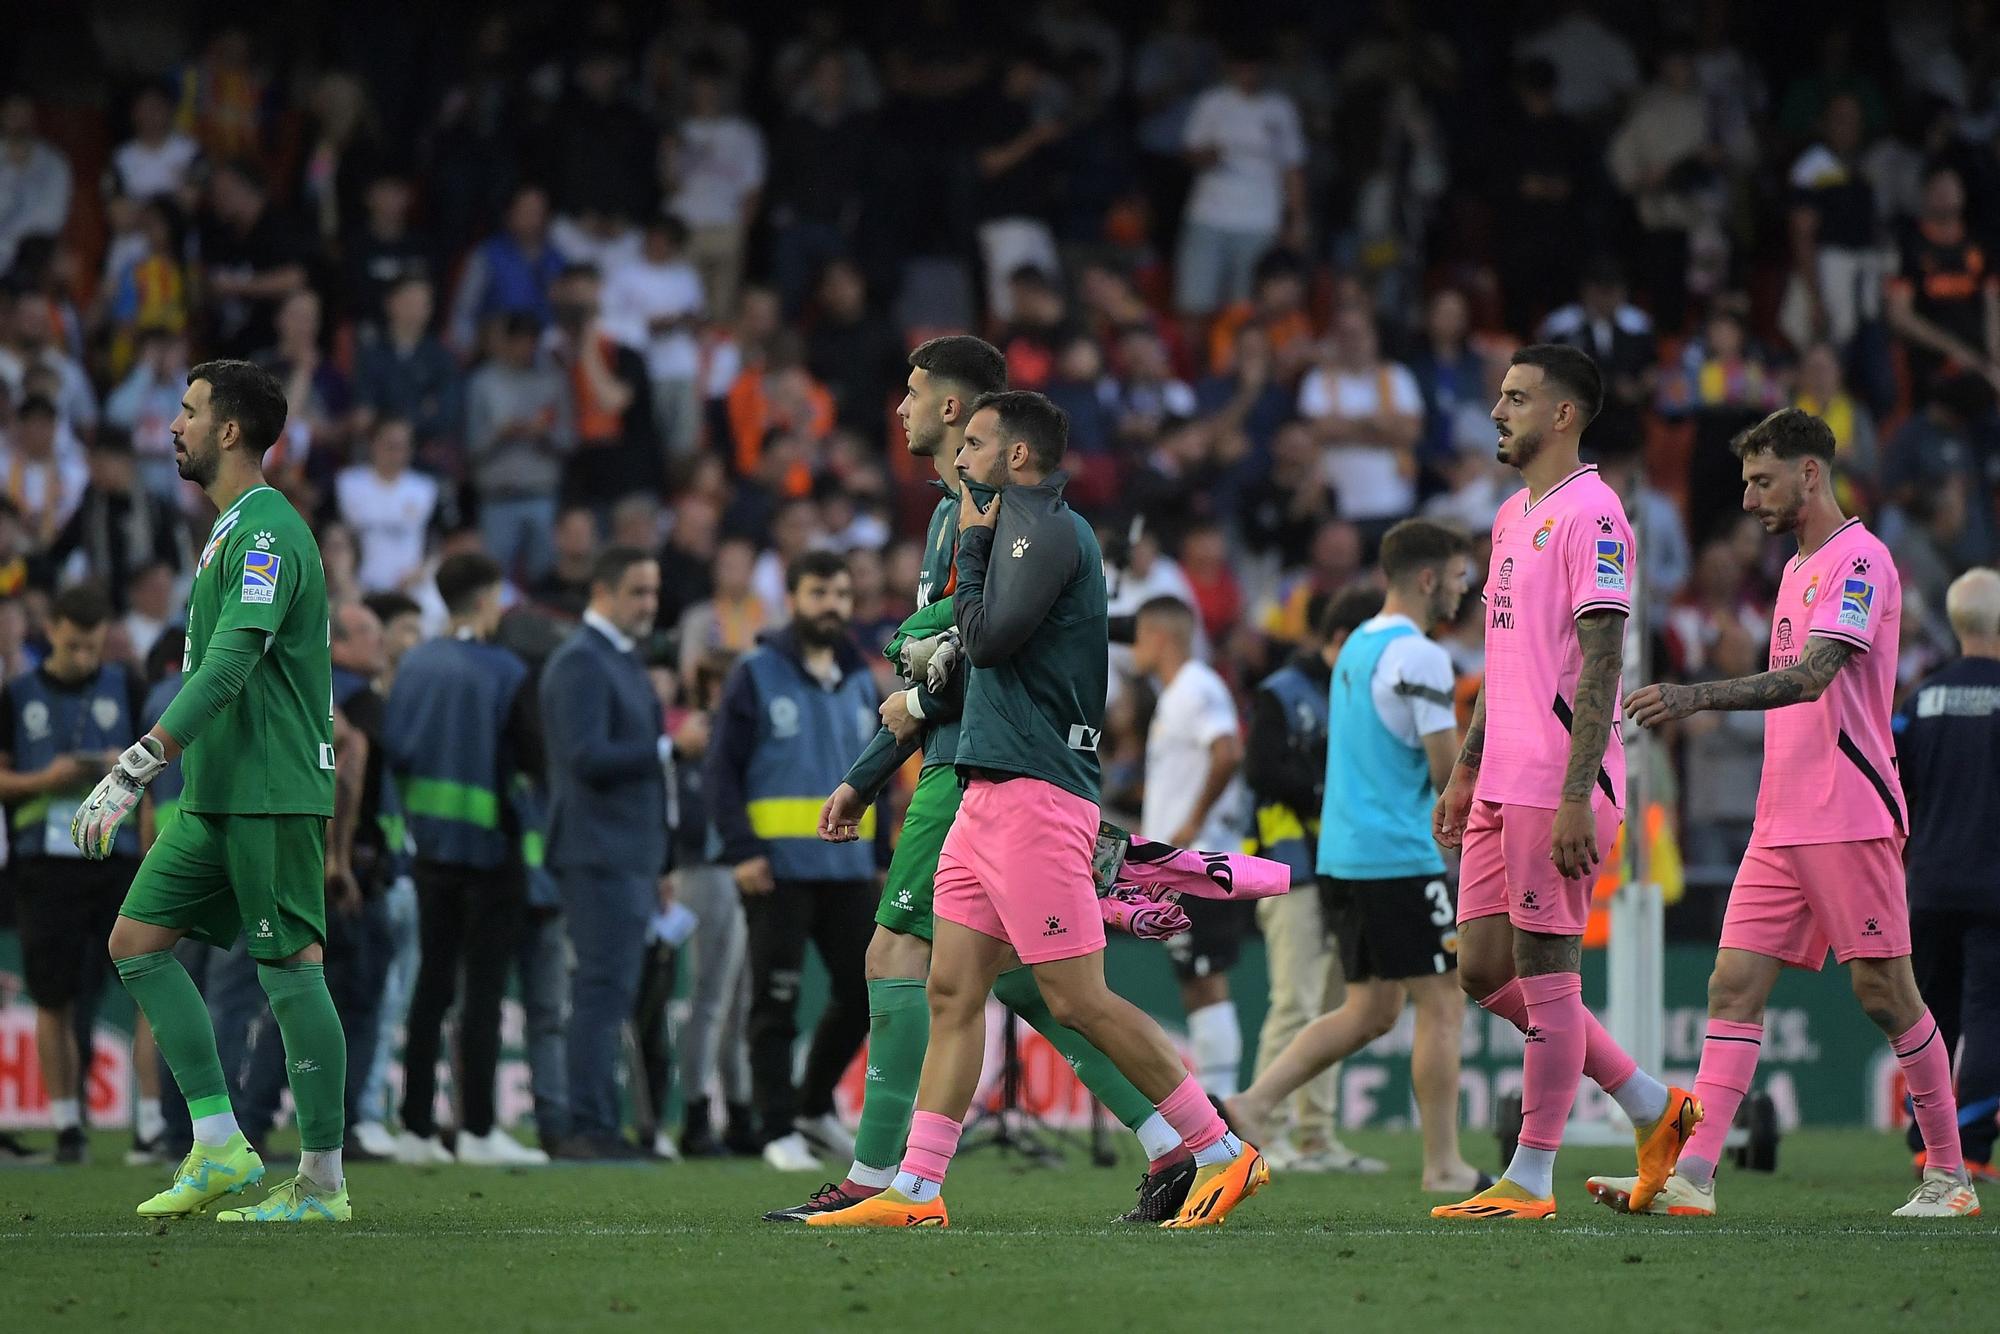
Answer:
[
  {"left": 15, "top": 858, "right": 134, "bottom": 1007},
  {"left": 1317, "top": 874, "right": 1459, "bottom": 983},
  {"left": 1166, "top": 897, "right": 1253, "bottom": 982}
]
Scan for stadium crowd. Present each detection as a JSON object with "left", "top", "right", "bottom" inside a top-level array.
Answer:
[{"left": 1, "top": 0, "right": 1999, "bottom": 1166}]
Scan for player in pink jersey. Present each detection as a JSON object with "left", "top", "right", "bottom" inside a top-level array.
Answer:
[
  {"left": 1431, "top": 345, "right": 1698, "bottom": 1222},
  {"left": 1607, "top": 407, "right": 1979, "bottom": 1219}
]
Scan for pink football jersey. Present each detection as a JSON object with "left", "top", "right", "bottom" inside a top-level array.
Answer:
[
  {"left": 1476, "top": 465, "right": 1632, "bottom": 811},
  {"left": 1752, "top": 517, "right": 1906, "bottom": 847}
]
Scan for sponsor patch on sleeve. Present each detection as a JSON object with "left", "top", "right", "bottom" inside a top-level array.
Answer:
[
  {"left": 242, "top": 550, "right": 281, "bottom": 604},
  {"left": 1594, "top": 538, "right": 1628, "bottom": 590},
  {"left": 1837, "top": 577, "right": 1873, "bottom": 629}
]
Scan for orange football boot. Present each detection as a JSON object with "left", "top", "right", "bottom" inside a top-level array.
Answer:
[
  {"left": 806, "top": 1187, "right": 949, "bottom": 1228},
  {"left": 1160, "top": 1144, "right": 1271, "bottom": 1229}
]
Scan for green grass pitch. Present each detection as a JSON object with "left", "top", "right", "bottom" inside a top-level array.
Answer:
[{"left": 1, "top": 1129, "right": 1987, "bottom": 1333}]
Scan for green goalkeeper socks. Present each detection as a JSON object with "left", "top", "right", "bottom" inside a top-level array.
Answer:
[
  {"left": 992, "top": 966, "right": 1156, "bottom": 1131},
  {"left": 115, "top": 950, "right": 235, "bottom": 1129},
  {"left": 257, "top": 963, "right": 347, "bottom": 1154},
  {"left": 852, "top": 977, "right": 930, "bottom": 1173}
]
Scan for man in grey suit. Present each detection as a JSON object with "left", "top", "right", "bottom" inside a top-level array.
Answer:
[{"left": 539, "top": 546, "right": 671, "bottom": 1159}]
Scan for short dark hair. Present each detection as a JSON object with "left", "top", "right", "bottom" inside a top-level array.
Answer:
[
  {"left": 188, "top": 359, "right": 288, "bottom": 454},
  {"left": 967, "top": 389, "right": 1069, "bottom": 473},
  {"left": 1379, "top": 519, "right": 1470, "bottom": 583},
  {"left": 1317, "top": 585, "right": 1385, "bottom": 642},
  {"left": 1732, "top": 406, "right": 1836, "bottom": 463},
  {"left": 436, "top": 552, "right": 504, "bottom": 616},
  {"left": 362, "top": 591, "right": 422, "bottom": 625},
  {"left": 50, "top": 583, "right": 112, "bottom": 630},
  {"left": 1508, "top": 343, "right": 1603, "bottom": 427},
  {"left": 785, "top": 549, "right": 849, "bottom": 592},
  {"left": 908, "top": 335, "right": 1007, "bottom": 399},
  {"left": 146, "top": 627, "right": 187, "bottom": 682},
  {"left": 590, "top": 545, "right": 654, "bottom": 590},
  {"left": 16, "top": 394, "right": 56, "bottom": 420},
  {"left": 1136, "top": 595, "right": 1197, "bottom": 641}
]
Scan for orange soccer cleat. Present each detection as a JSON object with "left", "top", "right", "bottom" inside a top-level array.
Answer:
[
  {"left": 805, "top": 1187, "right": 949, "bottom": 1228},
  {"left": 1160, "top": 1143, "right": 1271, "bottom": 1229},
  {"left": 1627, "top": 1087, "right": 1703, "bottom": 1213},
  {"left": 1430, "top": 1178, "right": 1557, "bottom": 1221}
]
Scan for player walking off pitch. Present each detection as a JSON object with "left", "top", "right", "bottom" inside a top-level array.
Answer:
[
  {"left": 1602, "top": 406, "right": 1980, "bottom": 1219},
  {"left": 1430, "top": 345, "right": 1698, "bottom": 1221},
  {"left": 810, "top": 391, "right": 1266, "bottom": 1229},
  {"left": 74, "top": 359, "right": 348, "bottom": 1223}
]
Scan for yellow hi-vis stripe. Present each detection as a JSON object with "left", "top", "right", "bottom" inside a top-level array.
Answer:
[{"left": 748, "top": 797, "right": 877, "bottom": 841}]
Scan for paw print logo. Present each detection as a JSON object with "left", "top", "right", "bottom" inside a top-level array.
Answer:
[
  {"left": 1520, "top": 888, "right": 1538, "bottom": 909},
  {"left": 1852, "top": 557, "right": 1871, "bottom": 575},
  {"left": 252, "top": 530, "right": 276, "bottom": 550},
  {"left": 1863, "top": 916, "right": 1882, "bottom": 936},
  {"left": 1598, "top": 515, "right": 1615, "bottom": 533},
  {"left": 1046, "top": 915, "right": 1060, "bottom": 931},
  {"left": 1011, "top": 537, "right": 1031, "bottom": 558},
  {"left": 1042, "top": 914, "right": 1067, "bottom": 936}
]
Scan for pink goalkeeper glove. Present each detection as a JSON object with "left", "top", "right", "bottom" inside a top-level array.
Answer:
[{"left": 1100, "top": 888, "right": 1191, "bottom": 941}]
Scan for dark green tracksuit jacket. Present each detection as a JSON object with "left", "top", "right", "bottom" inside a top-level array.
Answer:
[{"left": 952, "top": 472, "right": 1107, "bottom": 803}]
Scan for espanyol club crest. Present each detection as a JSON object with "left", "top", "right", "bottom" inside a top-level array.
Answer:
[
  {"left": 92, "top": 696, "right": 120, "bottom": 731},
  {"left": 1802, "top": 573, "right": 1821, "bottom": 607},
  {"left": 1533, "top": 517, "right": 1556, "bottom": 550}
]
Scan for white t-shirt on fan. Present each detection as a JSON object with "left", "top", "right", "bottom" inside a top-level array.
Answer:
[{"left": 1142, "top": 657, "right": 1245, "bottom": 852}]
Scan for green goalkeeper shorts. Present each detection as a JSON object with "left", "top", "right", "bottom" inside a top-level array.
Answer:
[
  {"left": 875, "top": 765, "right": 961, "bottom": 941},
  {"left": 120, "top": 811, "right": 328, "bottom": 962}
]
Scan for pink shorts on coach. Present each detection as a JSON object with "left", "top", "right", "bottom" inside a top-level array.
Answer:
[
  {"left": 1457, "top": 799, "right": 1622, "bottom": 936},
  {"left": 1719, "top": 838, "right": 1909, "bottom": 969},
  {"left": 933, "top": 775, "right": 1107, "bottom": 964}
]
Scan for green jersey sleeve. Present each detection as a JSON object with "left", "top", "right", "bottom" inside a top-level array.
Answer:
[{"left": 211, "top": 517, "right": 302, "bottom": 638}]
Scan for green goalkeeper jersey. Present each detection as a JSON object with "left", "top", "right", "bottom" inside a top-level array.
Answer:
[{"left": 177, "top": 483, "right": 335, "bottom": 817}]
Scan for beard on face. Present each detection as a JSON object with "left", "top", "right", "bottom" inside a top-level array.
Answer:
[
  {"left": 795, "top": 610, "right": 849, "bottom": 648},
  {"left": 907, "top": 414, "right": 943, "bottom": 458},
  {"left": 1499, "top": 425, "right": 1544, "bottom": 468},
  {"left": 176, "top": 423, "right": 221, "bottom": 487}
]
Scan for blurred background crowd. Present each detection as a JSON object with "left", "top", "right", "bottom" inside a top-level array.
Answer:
[{"left": 2, "top": 0, "right": 2000, "bottom": 1157}]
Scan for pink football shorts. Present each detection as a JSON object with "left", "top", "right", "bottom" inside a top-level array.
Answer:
[
  {"left": 933, "top": 775, "right": 1108, "bottom": 964},
  {"left": 1719, "top": 837, "right": 1909, "bottom": 969},
  {"left": 1456, "top": 798, "right": 1623, "bottom": 936}
]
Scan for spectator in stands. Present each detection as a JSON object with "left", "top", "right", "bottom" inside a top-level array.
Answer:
[
  {"left": 750, "top": 496, "right": 825, "bottom": 623},
  {"left": 342, "top": 174, "right": 437, "bottom": 331},
  {"left": 1299, "top": 308, "right": 1425, "bottom": 537},
  {"left": 1665, "top": 535, "right": 1770, "bottom": 680},
  {"left": 656, "top": 492, "right": 719, "bottom": 630},
  {"left": 1539, "top": 257, "right": 1656, "bottom": 457},
  {"left": 767, "top": 47, "right": 877, "bottom": 319},
  {"left": 1132, "top": 0, "right": 1219, "bottom": 220},
  {"left": 1113, "top": 326, "right": 1198, "bottom": 447},
  {"left": 1240, "top": 419, "right": 1335, "bottom": 574},
  {"left": 253, "top": 288, "right": 347, "bottom": 504},
  {"left": 1776, "top": 26, "right": 1887, "bottom": 146},
  {"left": 1514, "top": 0, "right": 1639, "bottom": 122},
  {"left": 603, "top": 215, "right": 705, "bottom": 457},
  {"left": 805, "top": 258, "right": 900, "bottom": 437},
  {"left": 102, "top": 327, "right": 187, "bottom": 504},
  {"left": 1781, "top": 92, "right": 1891, "bottom": 361},
  {"left": 1793, "top": 340, "right": 1880, "bottom": 498},
  {"left": 0, "top": 396, "right": 86, "bottom": 550},
  {"left": 197, "top": 159, "right": 308, "bottom": 358},
  {"left": 121, "top": 559, "right": 176, "bottom": 660},
  {"left": 5, "top": 294, "right": 98, "bottom": 440},
  {"left": 724, "top": 332, "right": 833, "bottom": 484},
  {"left": 447, "top": 183, "right": 565, "bottom": 357},
  {"left": 1488, "top": 57, "right": 1598, "bottom": 335},
  {"left": 352, "top": 275, "right": 461, "bottom": 463},
  {"left": 1180, "top": 521, "right": 1242, "bottom": 645},
  {"left": 1676, "top": 617, "right": 1765, "bottom": 925},
  {"left": 337, "top": 416, "right": 440, "bottom": 594},
  {"left": 0, "top": 95, "right": 71, "bottom": 278},
  {"left": 1176, "top": 39, "right": 1307, "bottom": 320},
  {"left": 108, "top": 81, "right": 202, "bottom": 209},
  {"left": 1893, "top": 478, "right": 1973, "bottom": 622},
  {"left": 970, "top": 46, "right": 1066, "bottom": 321},
  {"left": 1194, "top": 325, "right": 1293, "bottom": 505},
  {"left": 96, "top": 199, "right": 189, "bottom": 383},
  {"left": 44, "top": 433, "right": 183, "bottom": 609},
  {"left": 677, "top": 533, "right": 767, "bottom": 679},
  {"left": 546, "top": 263, "right": 656, "bottom": 510},
  {"left": 529, "top": 506, "right": 599, "bottom": 620},
  {"left": 997, "top": 266, "right": 1073, "bottom": 392},
  {"left": 1606, "top": 42, "right": 1721, "bottom": 332},
  {"left": 298, "top": 71, "right": 383, "bottom": 249},
  {"left": 1887, "top": 165, "right": 2000, "bottom": 404},
  {"left": 1207, "top": 249, "right": 1316, "bottom": 378},
  {"left": 174, "top": 25, "right": 272, "bottom": 161},
  {"left": 546, "top": 45, "right": 657, "bottom": 226},
  {"left": 1595, "top": 444, "right": 1690, "bottom": 627},
  {"left": 1269, "top": 517, "right": 1363, "bottom": 644},
  {"left": 665, "top": 55, "right": 766, "bottom": 322},
  {"left": 1885, "top": 373, "right": 1997, "bottom": 571},
  {"left": 466, "top": 313, "right": 572, "bottom": 583},
  {"left": 1407, "top": 287, "right": 1491, "bottom": 484}
]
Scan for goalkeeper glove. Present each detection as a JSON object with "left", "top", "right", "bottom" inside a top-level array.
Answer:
[
  {"left": 1099, "top": 887, "right": 1191, "bottom": 941},
  {"left": 71, "top": 736, "right": 167, "bottom": 859}
]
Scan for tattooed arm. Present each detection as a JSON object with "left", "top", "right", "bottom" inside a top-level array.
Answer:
[
  {"left": 1624, "top": 637, "right": 1857, "bottom": 729},
  {"left": 1560, "top": 610, "right": 1626, "bottom": 803},
  {"left": 1432, "top": 683, "right": 1485, "bottom": 850}
]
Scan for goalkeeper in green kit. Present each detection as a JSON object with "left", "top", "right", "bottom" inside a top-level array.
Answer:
[
  {"left": 74, "top": 360, "right": 348, "bottom": 1222},
  {"left": 760, "top": 337, "right": 1200, "bottom": 1225}
]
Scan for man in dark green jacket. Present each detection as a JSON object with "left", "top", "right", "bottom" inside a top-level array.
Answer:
[{"left": 811, "top": 392, "right": 1270, "bottom": 1231}]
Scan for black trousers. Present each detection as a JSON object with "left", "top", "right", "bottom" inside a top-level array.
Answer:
[
  {"left": 402, "top": 862, "right": 526, "bottom": 1137},
  {"left": 1906, "top": 908, "right": 2000, "bottom": 1166},
  {"left": 743, "top": 878, "right": 872, "bottom": 1140}
]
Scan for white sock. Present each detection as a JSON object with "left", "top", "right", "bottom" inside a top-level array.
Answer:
[
  {"left": 136, "top": 1097, "right": 166, "bottom": 1142},
  {"left": 50, "top": 1097, "right": 81, "bottom": 1131},
  {"left": 890, "top": 1170, "right": 942, "bottom": 1203},
  {"left": 1187, "top": 1001, "right": 1242, "bottom": 1098},
  {"left": 1609, "top": 1069, "right": 1670, "bottom": 1129},
  {"left": 193, "top": 1110, "right": 241, "bottom": 1146},
  {"left": 1501, "top": 1145, "right": 1557, "bottom": 1198},
  {"left": 300, "top": 1149, "right": 343, "bottom": 1192},
  {"left": 1193, "top": 1130, "right": 1243, "bottom": 1168},
  {"left": 1134, "top": 1111, "right": 1181, "bottom": 1163},
  {"left": 846, "top": 1159, "right": 895, "bottom": 1189}
]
